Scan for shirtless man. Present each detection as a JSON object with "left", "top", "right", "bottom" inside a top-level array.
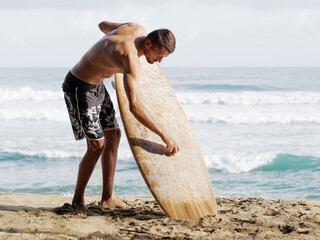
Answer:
[{"left": 62, "top": 21, "right": 179, "bottom": 212}]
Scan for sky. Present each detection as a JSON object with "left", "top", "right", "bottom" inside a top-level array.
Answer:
[{"left": 0, "top": 0, "right": 320, "bottom": 67}]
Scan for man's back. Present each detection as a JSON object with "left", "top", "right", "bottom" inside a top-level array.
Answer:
[{"left": 71, "top": 22, "right": 147, "bottom": 84}]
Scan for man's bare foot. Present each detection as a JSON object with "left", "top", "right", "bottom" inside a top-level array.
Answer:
[
  {"left": 72, "top": 202, "right": 88, "bottom": 212},
  {"left": 101, "top": 195, "right": 131, "bottom": 210}
]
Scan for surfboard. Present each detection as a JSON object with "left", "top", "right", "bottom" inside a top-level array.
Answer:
[{"left": 115, "top": 56, "right": 217, "bottom": 219}]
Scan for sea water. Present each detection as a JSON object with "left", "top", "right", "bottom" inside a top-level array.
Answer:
[{"left": 0, "top": 67, "right": 319, "bottom": 200}]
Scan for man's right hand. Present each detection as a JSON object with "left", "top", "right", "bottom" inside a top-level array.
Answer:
[{"left": 162, "top": 133, "right": 180, "bottom": 156}]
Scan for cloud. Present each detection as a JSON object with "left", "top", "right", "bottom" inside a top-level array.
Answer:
[
  {"left": 0, "top": 1, "right": 319, "bottom": 67},
  {"left": 0, "top": 0, "right": 174, "bottom": 10},
  {"left": 198, "top": 0, "right": 320, "bottom": 10},
  {"left": 0, "top": 0, "right": 114, "bottom": 10},
  {"left": 2, "top": 0, "right": 320, "bottom": 10}
]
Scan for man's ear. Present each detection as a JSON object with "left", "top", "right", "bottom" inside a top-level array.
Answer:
[{"left": 144, "top": 39, "right": 152, "bottom": 48}]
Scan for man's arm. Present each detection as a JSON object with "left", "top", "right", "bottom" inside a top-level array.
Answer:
[
  {"left": 122, "top": 56, "right": 179, "bottom": 156},
  {"left": 98, "top": 21, "right": 125, "bottom": 35}
]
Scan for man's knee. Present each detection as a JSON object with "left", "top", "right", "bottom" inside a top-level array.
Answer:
[
  {"left": 88, "top": 139, "right": 105, "bottom": 153},
  {"left": 113, "top": 128, "right": 121, "bottom": 140},
  {"left": 105, "top": 128, "right": 121, "bottom": 142}
]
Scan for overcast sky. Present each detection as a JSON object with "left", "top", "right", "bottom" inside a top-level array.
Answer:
[{"left": 0, "top": 0, "right": 319, "bottom": 67}]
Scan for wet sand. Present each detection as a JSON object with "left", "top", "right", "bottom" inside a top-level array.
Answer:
[{"left": 0, "top": 193, "right": 319, "bottom": 239}]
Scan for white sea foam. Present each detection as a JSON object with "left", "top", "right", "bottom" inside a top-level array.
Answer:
[
  {"left": 1, "top": 147, "right": 135, "bottom": 162},
  {"left": 203, "top": 152, "right": 277, "bottom": 173},
  {"left": 1, "top": 87, "right": 320, "bottom": 106},
  {"left": 188, "top": 111, "right": 320, "bottom": 124},
  {"left": 0, "top": 86, "right": 63, "bottom": 102},
  {"left": 0, "top": 105, "right": 319, "bottom": 125},
  {"left": 3, "top": 148, "right": 83, "bottom": 159},
  {"left": 177, "top": 91, "right": 320, "bottom": 105},
  {"left": 0, "top": 108, "right": 69, "bottom": 122}
]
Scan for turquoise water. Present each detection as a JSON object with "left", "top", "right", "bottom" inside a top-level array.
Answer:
[
  {"left": 0, "top": 67, "right": 319, "bottom": 200},
  {"left": 1, "top": 151, "right": 319, "bottom": 200}
]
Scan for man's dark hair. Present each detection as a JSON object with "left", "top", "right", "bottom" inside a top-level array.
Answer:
[{"left": 145, "top": 29, "right": 176, "bottom": 53}]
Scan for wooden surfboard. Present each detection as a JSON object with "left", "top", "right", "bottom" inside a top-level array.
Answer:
[{"left": 115, "top": 56, "right": 217, "bottom": 219}]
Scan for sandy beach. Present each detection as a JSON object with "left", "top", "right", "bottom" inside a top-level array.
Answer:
[{"left": 0, "top": 193, "right": 318, "bottom": 239}]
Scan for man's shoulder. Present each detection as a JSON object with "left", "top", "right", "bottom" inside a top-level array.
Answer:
[
  {"left": 115, "top": 22, "right": 147, "bottom": 37},
  {"left": 122, "top": 22, "right": 146, "bottom": 31},
  {"left": 106, "top": 36, "right": 139, "bottom": 65}
]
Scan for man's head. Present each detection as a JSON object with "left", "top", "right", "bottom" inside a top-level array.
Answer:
[{"left": 143, "top": 29, "right": 176, "bottom": 64}]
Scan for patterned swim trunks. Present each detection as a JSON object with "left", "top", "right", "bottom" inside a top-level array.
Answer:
[{"left": 62, "top": 71, "right": 119, "bottom": 140}]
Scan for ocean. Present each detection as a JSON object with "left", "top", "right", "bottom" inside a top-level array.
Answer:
[{"left": 0, "top": 67, "right": 319, "bottom": 200}]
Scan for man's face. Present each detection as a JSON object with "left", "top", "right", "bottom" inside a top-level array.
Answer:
[{"left": 144, "top": 41, "right": 170, "bottom": 64}]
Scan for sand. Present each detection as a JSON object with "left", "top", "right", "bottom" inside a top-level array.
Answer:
[{"left": 0, "top": 193, "right": 319, "bottom": 240}]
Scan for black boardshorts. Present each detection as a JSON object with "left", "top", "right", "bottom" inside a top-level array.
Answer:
[{"left": 62, "top": 71, "right": 119, "bottom": 141}]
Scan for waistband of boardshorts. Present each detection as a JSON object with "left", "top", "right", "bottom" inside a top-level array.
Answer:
[{"left": 62, "top": 71, "right": 103, "bottom": 92}]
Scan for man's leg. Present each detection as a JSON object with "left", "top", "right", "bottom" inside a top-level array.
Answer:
[
  {"left": 100, "top": 128, "right": 131, "bottom": 209},
  {"left": 72, "top": 138, "right": 104, "bottom": 212}
]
